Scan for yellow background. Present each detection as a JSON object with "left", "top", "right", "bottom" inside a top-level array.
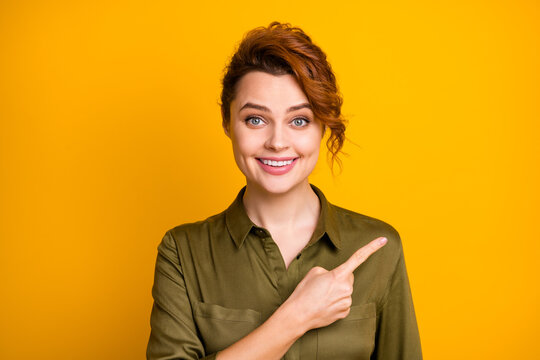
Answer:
[{"left": 1, "top": 0, "right": 538, "bottom": 358}]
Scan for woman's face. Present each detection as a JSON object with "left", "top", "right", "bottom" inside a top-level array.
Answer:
[{"left": 225, "top": 71, "right": 323, "bottom": 195}]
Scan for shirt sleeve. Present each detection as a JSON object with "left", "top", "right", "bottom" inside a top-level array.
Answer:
[
  {"left": 371, "top": 238, "right": 423, "bottom": 360},
  {"left": 146, "top": 230, "right": 217, "bottom": 360}
]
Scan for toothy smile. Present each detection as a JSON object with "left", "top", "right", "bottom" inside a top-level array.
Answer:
[{"left": 257, "top": 158, "right": 297, "bottom": 167}]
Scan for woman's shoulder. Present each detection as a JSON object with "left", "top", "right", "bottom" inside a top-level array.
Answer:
[
  {"left": 164, "top": 210, "right": 226, "bottom": 240},
  {"left": 328, "top": 202, "right": 403, "bottom": 252},
  {"left": 331, "top": 203, "right": 399, "bottom": 233}
]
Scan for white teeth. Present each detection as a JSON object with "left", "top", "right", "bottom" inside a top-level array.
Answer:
[{"left": 261, "top": 159, "right": 294, "bottom": 167}]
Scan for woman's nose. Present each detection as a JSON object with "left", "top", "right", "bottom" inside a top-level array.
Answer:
[{"left": 264, "top": 124, "right": 289, "bottom": 151}]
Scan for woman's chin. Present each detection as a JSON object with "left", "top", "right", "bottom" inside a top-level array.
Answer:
[{"left": 247, "top": 177, "right": 308, "bottom": 195}]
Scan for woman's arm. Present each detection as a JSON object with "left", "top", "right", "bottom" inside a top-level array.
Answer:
[{"left": 147, "top": 231, "right": 214, "bottom": 359}]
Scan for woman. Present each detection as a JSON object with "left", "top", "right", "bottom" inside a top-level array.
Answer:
[{"left": 147, "top": 22, "right": 422, "bottom": 360}]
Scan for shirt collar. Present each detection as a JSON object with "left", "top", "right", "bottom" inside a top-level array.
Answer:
[{"left": 225, "top": 184, "right": 342, "bottom": 250}]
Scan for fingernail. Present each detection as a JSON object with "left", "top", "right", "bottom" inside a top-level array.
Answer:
[{"left": 379, "top": 237, "right": 387, "bottom": 245}]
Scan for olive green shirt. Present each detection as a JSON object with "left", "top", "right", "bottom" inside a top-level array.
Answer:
[{"left": 147, "top": 184, "right": 422, "bottom": 359}]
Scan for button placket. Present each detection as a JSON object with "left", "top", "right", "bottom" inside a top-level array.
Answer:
[{"left": 257, "top": 233, "right": 289, "bottom": 301}]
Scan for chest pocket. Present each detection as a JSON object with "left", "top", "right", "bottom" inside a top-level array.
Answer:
[
  {"left": 316, "top": 302, "right": 377, "bottom": 359},
  {"left": 193, "top": 300, "right": 262, "bottom": 354}
]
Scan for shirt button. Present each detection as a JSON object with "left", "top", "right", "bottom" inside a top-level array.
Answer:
[{"left": 255, "top": 229, "right": 265, "bottom": 237}]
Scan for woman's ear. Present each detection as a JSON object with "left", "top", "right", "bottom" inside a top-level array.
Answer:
[
  {"left": 221, "top": 107, "right": 231, "bottom": 138},
  {"left": 222, "top": 120, "right": 231, "bottom": 138}
]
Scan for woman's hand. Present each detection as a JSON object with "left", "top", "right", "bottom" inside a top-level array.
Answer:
[{"left": 284, "top": 236, "right": 388, "bottom": 332}]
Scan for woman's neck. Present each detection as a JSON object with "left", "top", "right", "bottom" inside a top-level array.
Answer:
[{"left": 242, "top": 180, "right": 320, "bottom": 233}]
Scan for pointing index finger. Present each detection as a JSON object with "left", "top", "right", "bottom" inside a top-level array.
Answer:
[{"left": 333, "top": 237, "right": 388, "bottom": 277}]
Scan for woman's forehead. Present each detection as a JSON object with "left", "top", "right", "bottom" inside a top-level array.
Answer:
[{"left": 232, "top": 71, "right": 309, "bottom": 112}]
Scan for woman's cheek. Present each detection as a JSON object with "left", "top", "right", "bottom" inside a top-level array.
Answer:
[{"left": 298, "top": 137, "right": 322, "bottom": 155}]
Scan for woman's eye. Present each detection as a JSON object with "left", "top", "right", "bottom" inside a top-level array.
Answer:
[
  {"left": 246, "top": 117, "right": 264, "bottom": 126},
  {"left": 292, "top": 118, "right": 309, "bottom": 127}
]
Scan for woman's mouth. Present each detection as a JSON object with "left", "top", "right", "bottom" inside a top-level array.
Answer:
[
  {"left": 258, "top": 158, "right": 295, "bottom": 167},
  {"left": 256, "top": 157, "right": 298, "bottom": 175}
]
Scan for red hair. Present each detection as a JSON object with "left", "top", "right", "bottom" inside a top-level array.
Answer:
[{"left": 219, "top": 21, "right": 347, "bottom": 171}]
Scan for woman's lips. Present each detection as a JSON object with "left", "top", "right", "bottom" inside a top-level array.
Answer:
[{"left": 256, "top": 157, "right": 298, "bottom": 175}]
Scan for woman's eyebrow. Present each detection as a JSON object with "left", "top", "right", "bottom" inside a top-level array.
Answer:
[{"left": 239, "top": 102, "right": 312, "bottom": 113}]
